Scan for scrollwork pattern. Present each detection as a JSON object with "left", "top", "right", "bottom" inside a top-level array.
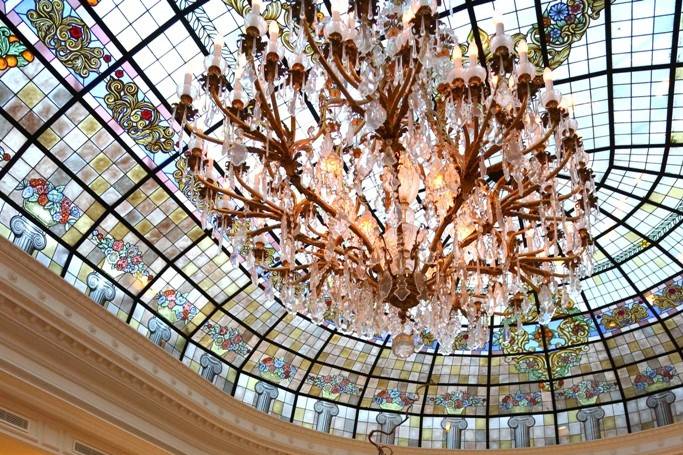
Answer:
[
  {"left": 104, "top": 77, "right": 174, "bottom": 153},
  {"left": 27, "top": 0, "right": 103, "bottom": 77}
]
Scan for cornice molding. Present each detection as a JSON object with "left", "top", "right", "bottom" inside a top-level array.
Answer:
[{"left": 0, "top": 237, "right": 682, "bottom": 455}]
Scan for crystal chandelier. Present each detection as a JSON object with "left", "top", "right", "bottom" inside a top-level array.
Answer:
[{"left": 173, "top": 0, "right": 597, "bottom": 358}]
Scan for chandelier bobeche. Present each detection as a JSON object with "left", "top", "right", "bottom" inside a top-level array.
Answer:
[{"left": 173, "top": 0, "right": 597, "bottom": 358}]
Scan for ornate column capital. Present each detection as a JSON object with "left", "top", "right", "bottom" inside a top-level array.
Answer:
[
  {"left": 508, "top": 415, "right": 535, "bottom": 448},
  {"left": 254, "top": 381, "right": 279, "bottom": 413},
  {"left": 313, "top": 400, "right": 339, "bottom": 433},
  {"left": 376, "top": 413, "right": 403, "bottom": 445},
  {"left": 10, "top": 215, "right": 46, "bottom": 255},
  {"left": 577, "top": 407, "right": 605, "bottom": 440},
  {"left": 647, "top": 391, "right": 676, "bottom": 427},
  {"left": 86, "top": 272, "right": 116, "bottom": 306},
  {"left": 199, "top": 353, "right": 223, "bottom": 383},
  {"left": 441, "top": 417, "right": 468, "bottom": 449},
  {"left": 147, "top": 317, "right": 171, "bottom": 346}
]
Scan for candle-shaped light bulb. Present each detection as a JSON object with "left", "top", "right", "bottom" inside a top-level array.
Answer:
[
  {"left": 182, "top": 71, "right": 192, "bottom": 96},
  {"left": 493, "top": 12, "right": 504, "bottom": 36},
  {"left": 468, "top": 43, "right": 478, "bottom": 64},
  {"left": 331, "top": 0, "right": 348, "bottom": 15},
  {"left": 268, "top": 21, "right": 278, "bottom": 43},
  {"left": 453, "top": 44, "right": 462, "bottom": 62},
  {"left": 402, "top": 9, "right": 414, "bottom": 27},
  {"left": 543, "top": 67, "right": 554, "bottom": 91},
  {"left": 251, "top": 0, "right": 262, "bottom": 15},
  {"left": 211, "top": 39, "right": 222, "bottom": 67}
]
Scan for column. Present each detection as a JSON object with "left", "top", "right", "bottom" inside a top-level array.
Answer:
[
  {"left": 254, "top": 381, "right": 279, "bottom": 413},
  {"left": 147, "top": 317, "right": 171, "bottom": 346},
  {"left": 10, "top": 215, "right": 46, "bottom": 255},
  {"left": 313, "top": 400, "right": 339, "bottom": 433},
  {"left": 199, "top": 353, "right": 222, "bottom": 384},
  {"left": 646, "top": 391, "right": 676, "bottom": 427},
  {"left": 576, "top": 407, "right": 605, "bottom": 440},
  {"left": 508, "top": 415, "right": 535, "bottom": 448},
  {"left": 86, "top": 272, "right": 116, "bottom": 306},
  {"left": 375, "top": 413, "right": 403, "bottom": 445},
  {"left": 441, "top": 417, "right": 467, "bottom": 449}
]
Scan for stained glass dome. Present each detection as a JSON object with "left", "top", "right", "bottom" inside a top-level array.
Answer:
[{"left": 0, "top": 0, "right": 682, "bottom": 449}]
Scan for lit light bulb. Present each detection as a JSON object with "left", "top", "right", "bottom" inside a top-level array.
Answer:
[
  {"left": 493, "top": 11, "right": 504, "bottom": 35},
  {"left": 251, "top": 0, "right": 262, "bottom": 14},
  {"left": 543, "top": 67, "right": 554, "bottom": 91},
  {"left": 518, "top": 39, "right": 528, "bottom": 55}
]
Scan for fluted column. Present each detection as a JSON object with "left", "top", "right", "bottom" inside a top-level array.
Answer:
[
  {"left": 647, "top": 391, "right": 676, "bottom": 427},
  {"left": 313, "top": 400, "right": 339, "bottom": 433},
  {"left": 375, "top": 413, "right": 403, "bottom": 445},
  {"left": 508, "top": 415, "right": 535, "bottom": 448},
  {"left": 86, "top": 272, "right": 116, "bottom": 306},
  {"left": 10, "top": 215, "right": 46, "bottom": 255},
  {"left": 147, "top": 317, "right": 171, "bottom": 346},
  {"left": 254, "top": 381, "right": 279, "bottom": 413},
  {"left": 441, "top": 417, "right": 467, "bottom": 449},
  {"left": 577, "top": 407, "right": 605, "bottom": 440},
  {"left": 199, "top": 353, "right": 222, "bottom": 383}
]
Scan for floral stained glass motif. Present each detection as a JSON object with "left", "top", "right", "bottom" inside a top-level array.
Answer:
[
  {"left": 202, "top": 323, "right": 250, "bottom": 357},
  {"left": 556, "top": 380, "right": 616, "bottom": 406},
  {"left": 649, "top": 281, "right": 683, "bottom": 311},
  {"left": 155, "top": 289, "right": 198, "bottom": 325},
  {"left": 599, "top": 302, "right": 649, "bottom": 330},
  {"left": 530, "top": 0, "right": 607, "bottom": 69},
  {"left": 373, "top": 388, "right": 418, "bottom": 411},
  {"left": 91, "top": 230, "right": 153, "bottom": 280},
  {"left": 427, "top": 391, "right": 486, "bottom": 415},
  {"left": 501, "top": 391, "right": 542, "bottom": 412},
  {"left": 258, "top": 356, "right": 296, "bottom": 384},
  {"left": 17, "top": 178, "right": 81, "bottom": 228},
  {"left": 103, "top": 77, "right": 174, "bottom": 154},
  {"left": 0, "top": 26, "right": 33, "bottom": 70},
  {"left": 305, "top": 373, "right": 361, "bottom": 399},
  {"left": 27, "top": 0, "right": 104, "bottom": 78},
  {"left": 633, "top": 366, "right": 677, "bottom": 393}
]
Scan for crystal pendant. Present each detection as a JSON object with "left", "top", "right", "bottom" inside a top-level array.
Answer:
[{"left": 391, "top": 332, "right": 415, "bottom": 359}]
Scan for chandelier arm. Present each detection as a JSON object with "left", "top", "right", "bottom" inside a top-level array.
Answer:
[
  {"left": 196, "top": 175, "right": 282, "bottom": 215},
  {"left": 519, "top": 254, "right": 580, "bottom": 263},
  {"left": 510, "top": 188, "right": 578, "bottom": 210},
  {"left": 508, "top": 211, "right": 580, "bottom": 223},
  {"left": 332, "top": 55, "right": 361, "bottom": 88},
  {"left": 288, "top": 174, "right": 376, "bottom": 254},
  {"left": 248, "top": 224, "right": 281, "bottom": 237},
  {"left": 207, "top": 89, "right": 281, "bottom": 151},
  {"left": 387, "top": 65, "right": 420, "bottom": 135},
  {"left": 270, "top": 87, "right": 292, "bottom": 140},
  {"left": 213, "top": 208, "right": 280, "bottom": 220},
  {"left": 520, "top": 263, "right": 569, "bottom": 279},
  {"left": 249, "top": 63, "right": 291, "bottom": 146},
  {"left": 233, "top": 171, "right": 286, "bottom": 215},
  {"left": 303, "top": 24, "right": 365, "bottom": 115}
]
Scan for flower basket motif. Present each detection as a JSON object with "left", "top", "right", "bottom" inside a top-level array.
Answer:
[
  {"left": 258, "top": 356, "right": 296, "bottom": 384},
  {"left": 373, "top": 388, "right": 418, "bottom": 411},
  {"left": 634, "top": 366, "right": 677, "bottom": 393},
  {"left": 305, "top": 374, "right": 360, "bottom": 399},
  {"left": 91, "top": 230, "right": 152, "bottom": 280},
  {"left": 501, "top": 391, "right": 542, "bottom": 412},
  {"left": 18, "top": 178, "right": 81, "bottom": 228},
  {"left": 203, "top": 323, "right": 250, "bottom": 357},
  {"left": 155, "top": 289, "right": 198, "bottom": 325},
  {"left": 427, "top": 391, "right": 485, "bottom": 414},
  {"left": 556, "top": 380, "right": 615, "bottom": 406}
]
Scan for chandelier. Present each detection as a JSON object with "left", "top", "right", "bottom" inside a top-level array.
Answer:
[{"left": 173, "top": 0, "right": 597, "bottom": 358}]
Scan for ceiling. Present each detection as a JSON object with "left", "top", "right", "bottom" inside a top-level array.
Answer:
[{"left": 0, "top": 0, "right": 682, "bottom": 449}]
